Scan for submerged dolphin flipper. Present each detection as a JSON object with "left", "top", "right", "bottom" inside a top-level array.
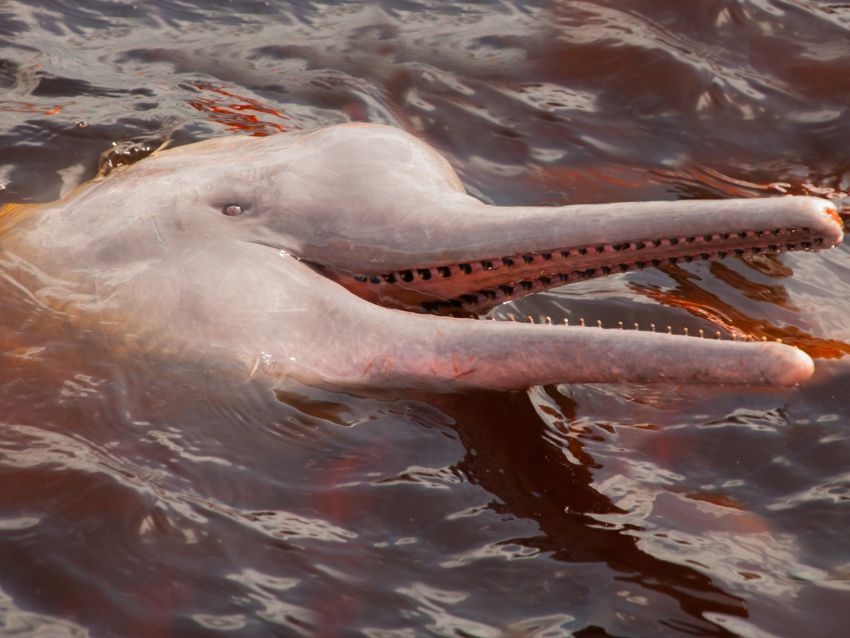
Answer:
[{"left": 0, "top": 123, "right": 843, "bottom": 390}]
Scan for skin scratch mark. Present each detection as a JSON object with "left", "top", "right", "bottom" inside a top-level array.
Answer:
[
  {"left": 450, "top": 353, "right": 477, "bottom": 380},
  {"left": 361, "top": 356, "right": 394, "bottom": 378},
  {"left": 149, "top": 211, "right": 166, "bottom": 248},
  {"left": 246, "top": 356, "right": 262, "bottom": 381}
]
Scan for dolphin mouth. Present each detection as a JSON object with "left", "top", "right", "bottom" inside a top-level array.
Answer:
[
  {"left": 296, "top": 195, "right": 841, "bottom": 389},
  {"left": 318, "top": 211, "right": 842, "bottom": 316}
]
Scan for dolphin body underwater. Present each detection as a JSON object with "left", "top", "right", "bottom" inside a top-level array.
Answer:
[{"left": 0, "top": 123, "right": 844, "bottom": 390}]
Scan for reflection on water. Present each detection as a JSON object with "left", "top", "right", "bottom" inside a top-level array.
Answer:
[{"left": 1, "top": 1, "right": 849, "bottom": 636}]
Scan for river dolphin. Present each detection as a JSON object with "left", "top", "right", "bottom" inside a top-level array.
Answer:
[{"left": 0, "top": 123, "right": 843, "bottom": 390}]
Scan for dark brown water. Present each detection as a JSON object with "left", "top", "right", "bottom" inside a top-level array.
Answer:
[{"left": 1, "top": 1, "right": 849, "bottom": 636}]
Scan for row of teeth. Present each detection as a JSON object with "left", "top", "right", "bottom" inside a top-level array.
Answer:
[
  {"left": 485, "top": 313, "right": 785, "bottom": 342},
  {"left": 346, "top": 227, "right": 820, "bottom": 312},
  {"left": 353, "top": 229, "right": 816, "bottom": 281},
  {"left": 429, "top": 235, "right": 820, "bottom": 312}
]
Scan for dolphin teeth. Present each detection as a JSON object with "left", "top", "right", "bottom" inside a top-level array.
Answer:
[{"left": 350, "top": 226, "right": 826, "bottom": 316}]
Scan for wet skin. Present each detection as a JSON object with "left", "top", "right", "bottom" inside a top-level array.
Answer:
[{"left": 0, "top": 123, "right": 843, "bottom": 390}]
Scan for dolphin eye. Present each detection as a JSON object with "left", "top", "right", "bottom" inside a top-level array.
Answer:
[{"left": 222, "top": 204, "right": 244, "bottom": 217}]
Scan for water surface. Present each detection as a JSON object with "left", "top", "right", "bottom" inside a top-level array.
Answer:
[{"left": 1, "top": 1, "right": 849, "bottom": 636}]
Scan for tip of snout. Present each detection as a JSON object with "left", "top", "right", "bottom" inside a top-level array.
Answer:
[
  {"left": 766, "top": 343, "right": 815, "bottom": 386},
  {"left": 808, "top": 197, "right": 844, "bottom": 246}
]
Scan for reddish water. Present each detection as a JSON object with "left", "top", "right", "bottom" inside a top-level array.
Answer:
[{"left": 1, "top": 2, "right": 849, "bottom": 636}]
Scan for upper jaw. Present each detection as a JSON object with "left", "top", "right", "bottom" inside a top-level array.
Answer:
[{"left": 315, "top": 196, "right": 843, "bottom": 314}]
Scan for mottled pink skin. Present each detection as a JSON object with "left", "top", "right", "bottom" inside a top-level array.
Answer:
[{"left": 1, "top": 124, "right": 841, "bottom": 390}]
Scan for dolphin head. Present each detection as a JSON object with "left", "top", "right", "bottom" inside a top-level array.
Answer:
[{"left": 8, "top": 123, "right": 843, "bottom": 390}]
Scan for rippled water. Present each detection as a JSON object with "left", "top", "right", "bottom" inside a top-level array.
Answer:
[{"left": 1, "top": 1, "right": 849, "bottom": 636}]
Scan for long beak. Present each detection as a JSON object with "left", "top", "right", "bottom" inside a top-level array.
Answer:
[
  {"left": 337, "top": 312, "right": 815, "bottom": 390},
  {"left": 324, "top": 196, "right": 842, "bottom": 314}
]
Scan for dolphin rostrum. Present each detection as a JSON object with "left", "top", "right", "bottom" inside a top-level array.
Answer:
[{"left": 0, "top": 123, "right": 843, "bottom": 390}]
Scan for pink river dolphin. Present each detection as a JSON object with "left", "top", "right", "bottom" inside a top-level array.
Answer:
[{"left": 0, "top": 123, "right": 843, "bottom": 390}]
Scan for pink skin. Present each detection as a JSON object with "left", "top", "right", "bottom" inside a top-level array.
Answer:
[{"left": 0, "top": 123, "right": 843, "bottom": 390}]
